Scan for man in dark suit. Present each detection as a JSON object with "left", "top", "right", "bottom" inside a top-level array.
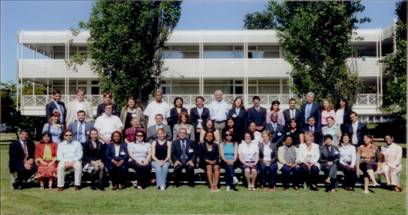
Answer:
[
  {"left": 301, "top": 92, "right": 321, "bottom": 128},
  {"left": 68, "top": 110, "right": 94, "bottom": 145},
  {"left": 146, "top": 114, "right": 172, "bottom": 141},
  {"left": 189, "top": 96, "right": 210, "bottom": 142},
  {"left": 45, "top": 89, "right": 67, "bottom": 125},
  {"left": 344, "top": 111, "right": 367, "bottom": 146},
  {"left": 302, "top": 117, "right": 324, "bottom": 145},
  {"left": 171, "top": 128, "right": 197, "bottom": 187},
  {"left": 265, "top": 112, "right": 285, "bottom": 146},
  {"left": 96, "top": 91, "right": 118, "bottom": 117},
  {"left": 247, "top": 96, "right": 267, "bottom": 132},
  {"left": 283, "top": 98, "right": 303, "bottom": 128},
  {"left": 319, "top": 135, "right": 340, "bottom": 192},
  {"left": 9, "top": 130, "right": 36, "bottom": 189}
]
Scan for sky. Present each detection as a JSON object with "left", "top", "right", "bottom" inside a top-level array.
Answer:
[{"left": 0, "top": 0, "right": 401, "bottom": 83}]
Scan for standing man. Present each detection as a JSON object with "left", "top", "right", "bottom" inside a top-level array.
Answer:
[
  {"left": 190, "top": 96, "right": 210, "bottom": 143},
  {"left": 265, "top": 112, "right": 285, "bottom": 146},
  {"left": 94, "top": 104, "right": 123, "bottom": 143},
  {"left": 208, "top": 90, "right": 230, "bottom": 132},
  {"left": 345, "top": 112, "right": 367, "bottom": 146},
  {"left": 96, "top": 91, "right": 118, "bottom": 117},
  {"left": 247, "top": 96, "right": 267, "bottom": 132},
  {"left": 46, "top": 89, "right": 67, "bottom": 126},
  {"left": 66, "top": 88, "right": 93, "bottom": 125},
  {"left": 283, "top": 98, "right": 303, "bottom": 128},
  {"left": 9, "top": 130, "right": 37, "bottom": 189},
  {"left": 144, "top": 90, "right": 170, "bottom": 128},
  {"left": 301, "top": 92, "right": 320, "bottom": 129},
  {"left": 68, "top": 110, "right": 94, "bottom": 145}
]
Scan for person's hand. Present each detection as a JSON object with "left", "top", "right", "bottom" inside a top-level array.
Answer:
[
  {"left": 187, "top": 160, "right": 194, "bottom": 167},
  {"left": 117, "top": 160, "right": 124, "bottom": 166},
  {"left": 64, "top": 162, "right": 73, "bottom": 169},
  {"left": 196, "top": 128, "right": 201, "bottom": 133},
  {"left": 327, "top": 161, "right": 333, "bottom": 166},
  {"left": 49, "top": 160, "right": 56, "bottom": 166},
  {"left": 26, "top": 159, "right": 34, "bottom": 164},
  {"left": 159, "top": 160, "right": 165, "bottom": 166},
  {"left": 174, "top": 160, "right": 181, "bottom": 167},
  {"left": 24, "top": 163, "right": 32, "bottom": 170}
]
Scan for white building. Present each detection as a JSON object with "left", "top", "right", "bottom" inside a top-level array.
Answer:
[{"left": 16, "top": 25, "right": 395, "bottom": 123}]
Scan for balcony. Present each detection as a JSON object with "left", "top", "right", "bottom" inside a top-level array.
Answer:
[{"left": 20, "top": 93, "right": 382, "bottom": 117}]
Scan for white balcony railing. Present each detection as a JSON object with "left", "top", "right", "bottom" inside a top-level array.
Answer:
[{"left": 21, "top": 95, "right": 104, "bottom": 107}]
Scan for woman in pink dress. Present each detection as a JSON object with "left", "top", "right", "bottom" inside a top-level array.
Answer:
[{"left": 35, "top": 132, "right": 58, "bottom": 190}]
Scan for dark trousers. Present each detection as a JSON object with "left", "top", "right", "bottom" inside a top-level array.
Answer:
[
  {"left": 359, "top": 161, "right": 377, "bottom": 177},
  {"left": 173, "top": 163, "right": 195, "bottom": 186},
  {"left": 338, "top": 164, "right": 356, "bottom": 188},
  {"left": 108, "top": 165, "right": 127, "bottom": 186},
  {"left": 13, "top": 168, "right": 36, "bottom": 188},
  {"left": 299, "top": 163, "right": 320, "bottom": 187},
  {"left": 321, "top": 163, "right": 337, "bottom": 190},
  {"left": 258, "top": 162, "right": 278, "bottom": 187},
  {"left": 129, "top": 161, "right": 151, "bottom": 188},
  {"left": 281, "top": 164, "right": 302, "bottom": 188},
  {"left": 222, "top": 162, "right": 236, "bottom": 187}
]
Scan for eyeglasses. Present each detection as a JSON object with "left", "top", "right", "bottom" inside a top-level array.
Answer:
[{"left": 64, "top": 134, "right": 72, "bottom": 137}]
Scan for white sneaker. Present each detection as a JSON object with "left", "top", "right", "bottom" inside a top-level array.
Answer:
[
  {"left": 226, "top": 186, "right": 230, "bottom": 191},
  {"left": 233, "top": 176, "right": 239, "bottom": 185},
  {"left": 160, "top": 185, "right": 165, "bottom": 191}
]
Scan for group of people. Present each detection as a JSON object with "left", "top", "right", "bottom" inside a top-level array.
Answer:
[{"left": 9, "top": 88, "right": 403, "bottom": 193}]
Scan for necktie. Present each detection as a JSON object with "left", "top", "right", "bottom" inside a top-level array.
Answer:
[
  {"left": 305, "top": 104, "right": 312, "bottom": 121},
  {"left": 78, "top": 122, "right": 83, "bottom": 142},
  {"left": 22, "top": 142, "right": 28, "bottom": 159},
  {"left": 273, "top": 123, "right": 277, "bottom": 132},
  {"left": 310, "top": 126, "right": 314, "bottom": 132},
  {"left": 181, "top": 140, "right": 187, "bottom": 164}
]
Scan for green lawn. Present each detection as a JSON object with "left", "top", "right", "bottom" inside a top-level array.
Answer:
[{"left": 0, "top": 136, "right": 406, "bottom": 215}]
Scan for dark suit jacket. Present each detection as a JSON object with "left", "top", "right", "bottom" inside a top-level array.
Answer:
[
  {"left": 301, "top": 102, "right": 321, "bottom": 127},
  {"left": 265, "top": 122, "right": 285, "bottom": 146},
  {"left": 171, "top": 138, "right": 197, "bottom": 165},
  {"left": 82, "top": 140, "right": 105, "bottom": 165},
  {"left": 344, "top": 122, "right": 367, "bottom": 146},
  {"left": 198, "top": 143, "right": 219, "bottom": 167},
  {"left": 45, "top": 100, "right": 66, "bottom": 123},
  {"left": 319, "top": 145, "right": 340, "bottom": 165},
  {"left": 168, "top": 107, "right": 188, "bottom": 128},
  {"left": 247, "top": 106, "right": 267, "bottom": 127},
  {"left": 283, "top": 108, "right": 303, "bottom": 128},
  {"left": 9, "top": 140, "right": 35, "bottom": 173},
  {"left": 302, "top": 125, "right": 324, "bottom": 145},
  {"left": 189, "top": 107, "right": 210, "bottom": 128},
  {"left": 96, "top": 103, "right": 119, "bottom": 117},
  {"left": 104, "top": 143, "right": 129, "bottom": 171},
  {"left": 227, "top": 107, "right": 248, "bottom": 139},
  {"left": 258, "top": 141, "right": 277, "bottom": 164}
]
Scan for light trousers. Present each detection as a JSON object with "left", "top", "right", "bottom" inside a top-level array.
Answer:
[
  {"left": 57, "top": 161, "right": 82, "bottom": 187},
  {"left": 381, "top": 164, "right": 402, "bottom": 186},
  {"left": 152, "top": 161, "right": 170, "bottom": 187}
]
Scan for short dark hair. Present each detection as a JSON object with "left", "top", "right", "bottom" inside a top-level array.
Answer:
[
  {"left": 350, "top": 111, "right": 358, "bottom": 117},
  {"left": 173, "top": 97, "right": 184, "bottom": 107},
  {"left": 77, "top": 110, "right": 86, "bottom": 115},
  {"left": 271, "top": 100, "right": 280, "bottom": 105},
  {"left": 324, "top": 134, "right": 333, "bottom": 141},
  {"left": 195, "top": 96, "right": 205, "bottom": 102},
  {"left": 52, "top": 89, "right": 61, "bottom": 95},
  {"left": 252, "top": 96, "right": 260, "bottom": 101},
  {"left": 103, "top": 91, "right": 112, "bottom": 98},
  {"left": 289, "top": 98, "right": 296, "bottom": 103}
]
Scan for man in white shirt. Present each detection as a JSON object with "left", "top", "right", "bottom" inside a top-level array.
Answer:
[
  {"left": 208, "top": 90, "right": 230, "bottom": 131},
  {"left": 66, "top": 88, "right": 93, "bottom": 125},
  {"left": 94, "top": 104, "right": 123, "bottom": 143},
  {"left": 57, "top": 130, "right": 83, "bottom": 191},
  {"left": 378, "top": 134, "right": 402, "bottom": 192},
  {"left": 346, "top": 112, "right": 367, "bottom": 146},
  {"left": 144, "top": 90, "right": 170, "bottom": 127}
]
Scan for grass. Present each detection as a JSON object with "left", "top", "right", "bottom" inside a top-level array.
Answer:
[{"left": 0, "top": 134, "right": 406, "bottom": 215}]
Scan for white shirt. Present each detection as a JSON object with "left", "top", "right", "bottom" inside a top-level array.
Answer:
[
  {"left": 297, "top": 143, "right": 320, "bottom": 166},
  {"left": 114, "top": 144, "right": 121, "bottom": 157},
  {"left": 238, "top": 141, "right": 259, "bottom": 162},
  {"left": 209, "top": 100, "right": 229, "bottom": 122},
  {"left": 351, "top": 121, "right": 358, "bottom": 145},
  {"left": 335, "top": 109, "right": 344, "bottom": 125},
  {"left": 57, "top": 140, "right": 83, "bottom": 162},
  {"left": 339, "top": 144, "right": 356, "bottom": 167},
  {"left": 144, "top": 100, "right": 170, "bottom": 127},
  {"left": 66, "top": 100, "right": 92, "bottom": 125},
  {"left": 128, "top": 142, "right": 151, "bottom": 163},
  {"left": 262, "top": 144, "right": 273, "bottom": 162},
  {"left": 94, "top": 113, "right": 123, "bottom": 142}
]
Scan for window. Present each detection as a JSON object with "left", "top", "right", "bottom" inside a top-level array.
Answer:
[
  {"left": 248, "top": 45, "right": 280, "bottom": 58},
  {"left": 161, "top": 45, "right": 199, "bottom": 59},
  {"left": 203, "top": 45, "right": 243, "bottom": 59}
]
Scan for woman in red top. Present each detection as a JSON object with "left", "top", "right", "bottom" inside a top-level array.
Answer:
[{"left": 35, "top": 132, "right": 58, "bottom": 190}]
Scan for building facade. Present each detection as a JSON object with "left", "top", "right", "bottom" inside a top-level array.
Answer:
[{"left": 16, "top": 25, "right": 395, "bottom": 122}]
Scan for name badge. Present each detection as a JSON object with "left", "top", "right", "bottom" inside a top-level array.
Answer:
[
  {"left": 188, "top": 148, "right": 194, "bottom": 153},
  {"left": 277, "top": 132, "right": 282, "bottom": 136},
  {"left": 132, "top": 113, "right": 138, "bottom": 118},
  {"left": 232, "top": 114, "right": 237, "bottom": 118},
  {"left": 120, "top": 151, "right": 126, "bottom": 156},
  {"left": 198, "top": 119, "right": 203, "bottom": 123},
  {"left": 86, "top": 131, "right": 90, "bottom": 135}
]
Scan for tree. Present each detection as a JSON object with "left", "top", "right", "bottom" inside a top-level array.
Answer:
[
  {"left": 244, "top": 10, "right": 276, "bottom": 29},
  {"left": 73, "top": 0, "right": 181, "bottom": 106},
  {"left": 382, "top": 1, "right": 406, "bottom": 117},
  {"left": 244, "top": 1, "right": 369, "bottom": 104}
]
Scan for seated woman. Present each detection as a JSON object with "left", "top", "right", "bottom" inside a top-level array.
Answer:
[
  {"left": 128, "top": 130, "right": 151, "bottom": 189},
  {"left": 278, "top": 136, "right": 301, "bottom": 190},
  {"left": 338, "top": 133, "right": 357, "bottom": 191},
  {"left": 357, "top": 134, "right": 380, "bottom": 194},
  {"left": 35, "top": 132, "right": 57, "bottom": 190},
  {"left": 124, "top": 117, "right": 145, "bottom": 144},
  {"left": 200, "top": 119, "right": 221, "bottom": 144},
  {"left": 173, "top": 112, "right": 195, "bottom": 141},
  {"left": 377, "top": 134, "right": 402, "bottom": 192},
  {"left": 105, "top": 131, "right": 129, "bottom": 190},
  {"left": 319, "top": 134, "right": 340, "bottom": 192},
  {"left": 297, "top": 131, "right": 320, "bottom": 191},
  {"left": 82, "top": 128, "right": 105, "bottom": 191},
  {"left": 151, "top": 128, "right": 172, "bottom": 191},
  {"left": 42, "top": 112, "right": 64, "bottom": 144},
  {"left": 248, "top": 122, "right": 262, "bottom": 144},
  {"left": 238, "top": 132, "right": 259, "bottom": 191},
  {"left": 220, "top": 130, "right": 238, "bottom": 191},
  {"left": 257, "top": 130, "right": 278, "bottom": 191},
  {"left": 199, "top": 131, "right": 221, "bottom": 192},
  {"left": 284, "top": 119, "right": 304, "bottom": 147}
]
